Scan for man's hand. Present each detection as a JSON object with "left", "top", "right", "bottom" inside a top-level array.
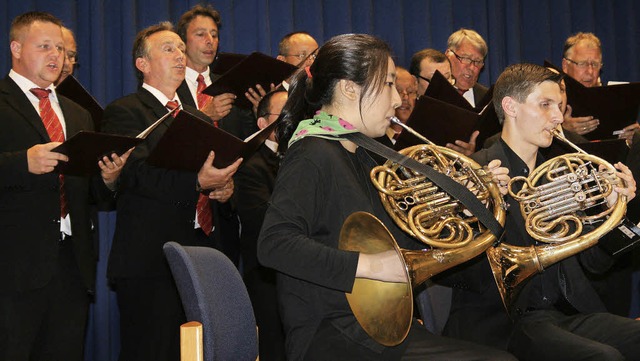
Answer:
[
  {"left": 562, "top": 104, "right": 599, "bottom": 135},
  {"left": 197, "top": 151, "right": 242, "bottom": 191},
  {"left": 447, "top": 130, "right": 479, "bottom": 156},
  {"left": 486, "top": 159, "right": 510, "bottom": 196},
  {"left": 605, "top": 162, "right": 636, "bottom": 206},
  {"left": 617, "top": 123, "right": 640, "bottom": 145},
  {"left": 99, "top": 147, "right": 134, "bottom": 190},
  {"left": 208, "top": 178, "right": 234, "bottom": 203},
  {"left": 27, "top": 142, "right": 68, "bottom": 174},
  {"left": 200, "top": 93, "right": 236, "bottom": 121},
  {"left": 245, "top": 83, "right": 275, "bottom": 116}
]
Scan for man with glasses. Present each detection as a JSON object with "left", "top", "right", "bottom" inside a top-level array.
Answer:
[
  {"left": 235, "top": 89, "right": 288, "bottom": 361},
  {"left": 276, "top": 31, "right": 319, "bottom": 68},
  {"left": 395, "top": 66, "right": 418, "bottom": 127},
  {"left": 445, "top": 29, "right": 488, "bottom": 108},
  {"left": 56, "top": 26, "right": 77, "bottom": 85},
  {"left": 410, "top": 48, "right": 453, "bottom": 97}
]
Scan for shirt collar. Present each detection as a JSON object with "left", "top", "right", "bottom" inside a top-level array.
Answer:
[
  {"left": 9, "top": 69, "right": 58, "bottom": 103},
  {"left": 185, "top": 66, "right": 210, "bottom": 86},
  {"left": 142, "top": 83, "right": 181, "bottom": 106}
]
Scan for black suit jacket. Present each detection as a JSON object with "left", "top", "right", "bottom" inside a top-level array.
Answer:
[
  {"left": 0, "top": 76, "right": 110, "bottom": 294},
  {"left": 438, "top": 140, "right": 612, "bottom": 348},
  {"left": 234, "top": 143, "right": 279, "bottom": 275},
  {"left": 176, "top": 70, "right": 258, "bottom": 140},
  {"left": 102, "top": 87, "right": 219, "bottom": 279},
  {"left": 473, "top": 82, "right": 489, "bottom": 108}
]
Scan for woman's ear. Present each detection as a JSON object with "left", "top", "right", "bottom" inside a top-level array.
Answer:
[{"left": 338, "top": 79, "right": 359, "bottom": 102}]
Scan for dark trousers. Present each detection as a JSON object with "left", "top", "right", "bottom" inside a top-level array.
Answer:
[
  {"left": 509, "top": 310, "right": 640, "bottom": 361},
  {"left": 304, "top": 319, "right": 516, "bottom": 361},
  {"left": 0, "top": 237, "right": 90, "bottom": 361},
  {"left": 245, "top": 266, "right": 286, "bottom": 361},
  {"left": 115, "top": 276, "right": 185, "bottom": 361}
]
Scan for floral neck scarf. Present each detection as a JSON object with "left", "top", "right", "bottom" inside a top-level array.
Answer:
[{"left": 288, "top": 111, "right": 359, "bottom": 148}]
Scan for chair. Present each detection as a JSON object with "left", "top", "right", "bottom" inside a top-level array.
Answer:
[{"left": 163, "top": 241, "right": 258, "bottom": 361}]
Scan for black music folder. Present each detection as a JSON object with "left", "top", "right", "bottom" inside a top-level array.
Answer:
[
  {"left": 422, "top": 70, "right": 493, "bottom": 113},
  {"left": 394, "top": 95, "right": 501, "bottom": 150},
  {"left": 541, "top": 137, "right": 629, "bottom": 165},
  {"left": 55, "top": 75, "right": 104, "bottom": 130},
  {"left": 203, "top": 52, "right": 298, "bottom": 109},
  {"left": 146, "top": 110, "right": 278, "bottom": 171},
  {"left": 394, "top": 95, "right": 479, "bottom": 149},
  {"left": 210, "top": 52, "right": 247, "bottom": 75},
  {"left": 544, "top": 60, "right": 640, "bottom": 141},
  {"left": 52, "top": 131, "right": 142, "bottom": 176}
]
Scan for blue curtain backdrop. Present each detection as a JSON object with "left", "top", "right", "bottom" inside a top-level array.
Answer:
[{"left": 1, "top": 1, "right": 639, "bottom": 360}]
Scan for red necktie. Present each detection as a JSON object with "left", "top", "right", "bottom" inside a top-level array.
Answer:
[
  {"left": 166, "top": 100, "right": 181, "bottom": 117},
  {"left": 167, "top": 99, "right": 214, "bottom": 235},
  {"left": 30, "top": 88, "right": 68, "bottom": 218},
  {"left": 196, "top": 74, "right": 217, "bottom": 128}
]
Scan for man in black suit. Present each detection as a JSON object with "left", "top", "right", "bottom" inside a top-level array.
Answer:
[
  {"left": 0, "top": 11, "right": 127, "bottom": 361},
  {"left": 445, "top": 28, "right": 488, "bottom": 109},
  {"left": 101, "top": 22, "right": 241, "bottom": 361},
  {"left": 234, "top": 89, "right": 287, "bottom": 361},
  {"left": 441, "top": 63, "right": 640, "bottom": 360},
  {"left": 175, "top": 4, "right": 254, "bottom": 265}
]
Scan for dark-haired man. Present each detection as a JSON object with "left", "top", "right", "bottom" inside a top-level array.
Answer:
[
  {"left": 0, "top": 11, "right": 127, "bottom": 360},
  {"left": 101, "top": 22, "right": 240, "bottom": 360}
]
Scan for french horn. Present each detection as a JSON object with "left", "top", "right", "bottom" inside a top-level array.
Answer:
[
  {"left": 487, "top": 128, "right": 628, "bottom": 309},
  {"left": 339, "top": 118, "right": 506, "bottom": 346}
]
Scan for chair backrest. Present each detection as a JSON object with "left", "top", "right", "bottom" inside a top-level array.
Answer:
[{"left": 163, "top": 242, "right": 258, "bottom": 361}]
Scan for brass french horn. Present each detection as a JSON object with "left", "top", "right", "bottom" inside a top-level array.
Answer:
[
  {"left": 339, "top": 118, "right": 506, "bottom": 346},
  {"left": 487, "top": 129, "right": 628, "bottom": 309}
]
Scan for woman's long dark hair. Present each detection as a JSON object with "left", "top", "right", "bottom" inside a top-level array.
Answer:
[{"left": 276, "top": 34, "right": 392, "bottom": 153}]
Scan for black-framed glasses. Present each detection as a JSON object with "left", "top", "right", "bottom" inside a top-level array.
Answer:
[
  {"left": 448, "top": 49, "right": 484, "bottom": 67},
  {"left": 284, "top": 52, "right": 317, "bottom": 61},
  {"left": 563, "top": 57, "right": 603, "bottom": 69}
]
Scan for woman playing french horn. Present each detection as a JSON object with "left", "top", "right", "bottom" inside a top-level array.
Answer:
[
  {"left": 257, "top": 34, "right": 514, "bottom": 361},
  {"left": 439, "top": 63, "right": 640, "bottom": 361}
]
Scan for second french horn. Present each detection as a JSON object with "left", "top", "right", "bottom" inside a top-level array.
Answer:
[{"left": 487, "top": 128, "right": 628, "bottom": 309}]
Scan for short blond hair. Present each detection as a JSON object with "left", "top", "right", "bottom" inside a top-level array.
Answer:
[{"left": 447, "top": 28, "right": 488, "bottom": 57}]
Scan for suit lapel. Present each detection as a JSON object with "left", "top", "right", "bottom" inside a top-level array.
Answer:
[
  {"left": 137, "top": 87, "right": 175, "bottom": 131},
  {"left": 0, "top": 76, "right": 51, "bottom": 142}
]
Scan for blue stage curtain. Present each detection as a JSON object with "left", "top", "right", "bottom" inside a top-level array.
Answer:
[{"left": 1, "top": 1, "right": 638, "bottom": 360}]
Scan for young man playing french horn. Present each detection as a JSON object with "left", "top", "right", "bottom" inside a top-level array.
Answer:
[{"left": 439, "top": 63, "right": 640, "bottom": 361}]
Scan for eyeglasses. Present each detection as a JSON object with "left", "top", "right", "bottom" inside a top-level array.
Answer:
[
  {"left": 564, "top": 57, "right": 603, "bottom": 69},
  {"left": 448, "top": 49, "right": 484, "bottom": 68},
  {"left": 284, "top": 52, "right": 317, "bottom": 61},
  {"left": 260, "top": 112, "right": 281, "bottom": 118},
  {"left": 397, "top": 88, "right": 418, "bottom": 98}
]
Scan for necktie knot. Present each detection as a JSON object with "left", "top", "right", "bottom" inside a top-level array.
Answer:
[
  {"left": 30, "top": 88, "right": 51, "bottom": 99},
  {"left": 196, "top": 74, "right": 206, "bottom": 89},
  {"left": 456, "top": 87, "right": 468, "bottom": 96},
  {"left": 166, "top": 100, "right": 180, "bottom": 111}
]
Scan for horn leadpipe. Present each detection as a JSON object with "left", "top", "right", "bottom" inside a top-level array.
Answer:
[{"left": 390, "top": 117, "right": 435, "bottom": 145}]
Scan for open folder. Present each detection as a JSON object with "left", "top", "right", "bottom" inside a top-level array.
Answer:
[
  {"left": 55, "top": 75, "right": 104, "bottom": 131},
  {"left": 541, "top": 137, "right": 630, "bottom": 165},
  {"left": 544, "top": 60, "right": 640, "bottom": 141},
  {"left": 146, "top": 110, "right": 278, "bottom": 171},
  {"left": 203, "top": 52, "right": 298, "bottom": 109},
  {"left": 423, "top": 70, "right": 493, "bottom": 113},
  {"left": 50, "top": 108, "right": 180, "bottom": 176},
  {"left": 394, "top": 95, "right": 501, "bottom": 150},
  {"left": 210, "top": 52, "right": 247, "bottom": 75}
]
